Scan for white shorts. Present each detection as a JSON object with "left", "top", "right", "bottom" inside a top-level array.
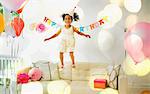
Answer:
[{"left": 59, "top": 38, "right": 75, "bottom": 53}]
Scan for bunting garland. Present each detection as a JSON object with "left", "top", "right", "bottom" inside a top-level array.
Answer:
[{"left": 42, "top": 16, "right": 108, "bottom": 32}]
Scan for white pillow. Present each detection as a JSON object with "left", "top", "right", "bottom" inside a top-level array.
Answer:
[{"left": 33, "top": 60, "right": 60, "bottom": 81}]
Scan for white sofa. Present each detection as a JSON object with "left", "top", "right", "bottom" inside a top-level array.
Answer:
[
  {"left": 118, "top": 74, "right": 150, "bottom": 94},
  {"left": 19, "top": 61, "right": 120, "bottom": 94}
]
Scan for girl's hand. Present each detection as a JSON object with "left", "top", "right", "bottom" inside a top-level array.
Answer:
[
  {"left": 85, "top": 35, "right": 91, "bottom": 38},
  {"left": 44, "top": 38, "right": 50, "bottom": 42}
]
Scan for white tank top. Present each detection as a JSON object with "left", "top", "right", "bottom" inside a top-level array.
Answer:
[{"left": 60, "top": 26, "right": 75, "bottom": 40}]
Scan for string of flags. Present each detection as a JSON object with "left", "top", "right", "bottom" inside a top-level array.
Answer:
[{"left": 37, "top": 16, "right": 108, "bottom": 32}]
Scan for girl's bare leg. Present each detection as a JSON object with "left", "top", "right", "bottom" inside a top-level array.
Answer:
[
  {"left": 60, "top": 52, "right": 64, "bottom": 68},
  {"left": 69, "top": 52, "right": 75, "bottom": 68}
]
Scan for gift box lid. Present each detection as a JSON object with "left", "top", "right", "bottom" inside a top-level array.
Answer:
[{"left": 94, "top": 79, "right": 106, "bottom": 83}]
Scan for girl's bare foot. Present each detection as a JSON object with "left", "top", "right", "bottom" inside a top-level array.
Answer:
[
  {"left": 72, "top": 64, "right": 76, "bottom": 68},
  {"left": 59, "top": 65, "right": 64, "bottom": 71}
]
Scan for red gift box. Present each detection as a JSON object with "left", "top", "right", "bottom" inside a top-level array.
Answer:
[{"left": 94, "top": 79, "right": 107, "bottom": 89}]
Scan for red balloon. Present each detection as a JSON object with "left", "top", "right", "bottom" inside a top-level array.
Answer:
[{"left": 11, "top": 17, "right": 24, "bottom": 37}]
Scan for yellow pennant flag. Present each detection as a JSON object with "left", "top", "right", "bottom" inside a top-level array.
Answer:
[{"left": 102, "top": 16, "right": 108, "bottom": 22}]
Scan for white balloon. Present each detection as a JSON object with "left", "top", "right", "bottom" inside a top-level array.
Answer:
[
  {"left": 98, "top": 31, "right": 114, "bottom": 52},
  {"left": 124, "top": 0, "right": 141, "bottom": 13},
  {"left": 104, "top": 4, "right": 122, "bottom": 23},
  {"left": 97, "top": 4, "right": 122, "bottom": 29}
]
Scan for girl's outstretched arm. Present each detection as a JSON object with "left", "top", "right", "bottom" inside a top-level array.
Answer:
[
  {"left": 44, "top": 29, "right": 61, "bottom": 41},
  {"left": 73, "top": 27, "right": 91, "bottom": 38}
]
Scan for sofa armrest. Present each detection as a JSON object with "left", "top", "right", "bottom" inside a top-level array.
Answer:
[{"left": 119, "top": 75, "right": 128, "bottom": 94}]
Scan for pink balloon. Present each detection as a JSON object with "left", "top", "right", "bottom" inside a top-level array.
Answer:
[
  {"left": 125, "top": 34, "right": 143, "bottom": 53},
  {"left": 125, "top": 34, "right": 144, "bottom": 63},
  {"left": 125, "top": 22, "right": 150, "bottom": 63},
  {"left": 1, "top": 0, "right": 26, "bottom": 11},
  {"left": 131, "top": 51, "right": 145, "bottom": 64}
]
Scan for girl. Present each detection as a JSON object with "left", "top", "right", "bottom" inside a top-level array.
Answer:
[{"left": 44, "top": 13, "right": 91, "bottom": 69}]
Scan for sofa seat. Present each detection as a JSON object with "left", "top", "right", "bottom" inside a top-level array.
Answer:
[
  {"left": 20, "top": 80, "right": 71, "bottom": 94},
  {"left": 70, "top": 81, "right": 100, "bottom": 94},
  {"left": 47, "top": 80, "right": 71, "bottom": 94}
]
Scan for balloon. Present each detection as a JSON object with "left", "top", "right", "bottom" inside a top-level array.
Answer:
[
  {"left": 131, "top": 51, "right": 145, "bottom": 64},
  {"left": 97, "top": 4, "right": 122, "bottom": 29},
  {"left": 124, "top": 0, "right": 141, "bottom": 13},
  {"left": 124, "top": 34, "right": 144, "bottom": 63},
  {"left": 125, "top": 34, "right": 143, "bottom": 52},
  {"left": 136, "top": 59, "right": 150, "bottom": 76},
  {"left": 125, "top": 22, "right": 150, "bottom": 63},
  {"left": 11, "top": 17, "right": 24, "bottom": 37},
  {"left": 104, "top": 4, "right": 122, "bottom": 23},
  {"left": 98, "top": 31, "right": 114, "bottom": 52},
  {"left": 123, "top": 55, "right": 150, "bottom": 76},
  {"left": 1, "top": 0, "right": 26, "bottom": 11},
  {"left": 123, "top": 55, "right": 137, "bottom": 75},
  {"left": 0, "top": 13, "right": 5, "bottom": 33}
]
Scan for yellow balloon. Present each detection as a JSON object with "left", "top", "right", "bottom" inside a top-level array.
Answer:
[
  {"left": 135, "top": 59, "right": 150, "bottom": 77},
  {"left": 0, "top": 13, "right": 5, "bottom": 33},
  {"left": 124, "top": 55, "right": 150, "bottom": 76}
]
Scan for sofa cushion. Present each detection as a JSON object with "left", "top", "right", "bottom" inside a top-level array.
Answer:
[
  {"left": 59, "top": 63, "right": 72, "bottom": 80},
  {"left": 49, "top": 63, "right": 60, "bottom": 80},
  {"left": 72, "top": 63, "right": 90, "bottom": 81},
  {"left": 33, "top": 61, "right": 60, "bottom": 81},
  {"left": 71, "top": 81, "right": 100, "bottom": 94},
  {"left": 72, "top": 63, "right": 108, "bottom": 81},
  {"left": 21, "top": 81, "right": 43, "bottom": 94},
  {"left": 47, "top": 80, "right": 71, "bottom": 94},
  {"left": 20, "top": 80, "right": 71, "bottom": 94}
]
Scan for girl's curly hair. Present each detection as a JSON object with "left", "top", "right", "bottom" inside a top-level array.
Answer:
[{"left": 62, "top": 13, "right": 79, "bottom": 21}]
